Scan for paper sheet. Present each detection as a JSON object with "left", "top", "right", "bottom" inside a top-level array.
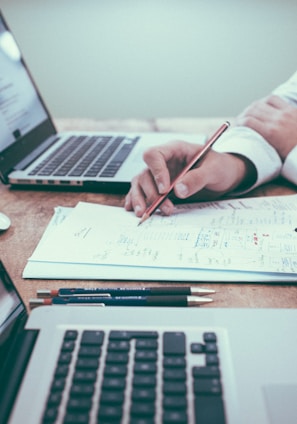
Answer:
[{"left": 23, "top": 195, "right": 297, "bottom": 282}]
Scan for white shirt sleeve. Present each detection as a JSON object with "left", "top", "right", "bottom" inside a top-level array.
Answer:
[
  {"left": 210, "top": 71, "right": 297, "bottom": 192},
  {"left": 213, "top": 126, "right": 282, "bottom": 194},
  {"left": 272, "top": 71, "right": 297, "bottom": 185}
]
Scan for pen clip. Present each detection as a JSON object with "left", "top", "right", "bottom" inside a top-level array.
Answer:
[
  {"left": 60, "top": 293, "right": 112, "bottom": 298},
  {"left": 66, "top": 303, "right": 106, "bottom": 307}
]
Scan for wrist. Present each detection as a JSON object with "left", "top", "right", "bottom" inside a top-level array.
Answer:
[{"left": 230, "top": 154, "right": 257, "bottom": 191}]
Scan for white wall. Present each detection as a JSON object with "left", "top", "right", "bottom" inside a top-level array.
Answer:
[{"left": 1, "top": 0, "right": 296, "bottom": 119}]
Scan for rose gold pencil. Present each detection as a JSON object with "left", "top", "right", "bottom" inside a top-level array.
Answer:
[{"left": 138, "top": 121, "right": 230, "bottom": 226}]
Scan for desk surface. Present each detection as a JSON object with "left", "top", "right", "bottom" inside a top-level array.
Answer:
[{"left": 1, "top": 117, "right": 297, "bottom": 311}]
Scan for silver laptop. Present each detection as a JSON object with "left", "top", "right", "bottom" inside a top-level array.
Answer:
[
  {"left": 0, "top": 10, "right": 203, "bottom": 192},
  {"left": 1, "top": 261, "right": 296, "bottom": 424}
]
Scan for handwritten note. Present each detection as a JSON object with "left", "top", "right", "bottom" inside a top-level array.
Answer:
[{"left": 23, "top": 195, "right": 297, "bottom": 282}]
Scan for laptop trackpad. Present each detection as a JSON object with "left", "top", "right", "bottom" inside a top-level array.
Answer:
[{"left": 263, "top": 384, "right": 297, "bottom": 424}]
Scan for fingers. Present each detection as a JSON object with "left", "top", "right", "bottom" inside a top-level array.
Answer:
[
  {"left": 237, "top": 95, "right": 289, "bottom": 127},
  {"left": 266, "top": 95, "right": 289, "bottom": 109},
  {"left": 125, "top": 141, "right": 204, "bottom": 217},
  {"left": 142, "top": 140, "right": 193, "bottom": 193},
  {"left": 125, "top": 168, "right": 174, "bottom": 217},
  {"left": 124, "top": 144, "right": 250, "bottom": 217},
  {"left": 142, "top": 148, "right": 171, "bottom": 195}
]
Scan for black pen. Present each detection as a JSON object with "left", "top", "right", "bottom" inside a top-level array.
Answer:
[
  {"left": 30, "top": 295, "right": 213, "bottom": 307},
  {"left": 37, "top": 286, "right": 216, "bottom": 298}
]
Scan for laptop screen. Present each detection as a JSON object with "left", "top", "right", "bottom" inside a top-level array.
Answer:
[
  {"left": 0, "top": 261, "right": 26, "bottom": 367},
  {"left": 0, "top": 261, "right": 29, "bottom": 424},
  {"left": 0, "top": 14, "right": 48, "bottom": 153}
]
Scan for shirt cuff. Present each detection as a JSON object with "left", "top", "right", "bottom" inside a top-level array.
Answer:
[
  {"left": 213, "top": 126, "right": 282, "bottom": 193},
  {"left": 281, "top": 145, "right": 297, "bottom": 185}
]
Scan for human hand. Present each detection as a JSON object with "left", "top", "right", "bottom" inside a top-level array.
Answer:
[
  {"left": 236, "top": 95, "right": 297, "bottom": 160},
  {"left": 124, "top": 140, "right": 255, "bottom": 217}
]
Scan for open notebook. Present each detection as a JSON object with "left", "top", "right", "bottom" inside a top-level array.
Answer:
[{"left": 1, "top": 260, "right": 297, "bottom": 424}]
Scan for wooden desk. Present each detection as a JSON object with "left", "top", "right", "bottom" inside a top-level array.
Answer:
[{"left": 1, "top": 118, "right": 297, "bottom": 311}]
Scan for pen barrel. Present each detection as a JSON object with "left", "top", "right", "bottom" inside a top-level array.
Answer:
[
  {"left": 51, "top": 295, "right": 189, "bottom": 306},
  {"left": 145, "top": 295, "right": 188, "bottom": 306},
  {"left": 146, "top": 287, "right": 191, "bottom": 296},
  {"left": 57, "top": 287, "right": 190, "bottom": 296}
]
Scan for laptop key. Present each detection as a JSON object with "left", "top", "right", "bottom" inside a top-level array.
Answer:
[
  {"left": 106, "top": 352, "right": 129, "bottom": 364},
  {"left": 163, "top": 410, "right": 188, "bottom": 424},
  {"left": 78, "top": 345, "right": 101, "bottom": 357},
  {"left": 163, "top": 381, "right": 187, "bottom": 396},
  {"left": 194, "top": 396, "right": 226, "bottom": 424},
  {"left": 135, "top": 350, "right": 158, "bottom": 361},
  {"left": 72, "top": 370, "right": 97, "bottom": 383},
  {"left": 163, "top": 396, "right": 187, "bottom": 410},
  {"left": 100, "top": 391, "right": 125, "bottom": 405},
  {"left": 75, "top": 357, "right": 99, "bottom": 369},
  {"left": 97, "top": 404, "right": 123, "bottom": 421},
  {"left": 203, "top": 332, "right": 217, "bottom": 343},
  {"left": 80, "top": 330, "right": 104, "bottom": 346},
  {"left": 66, "top": 397, "right": 93, "bottom": 412},
  {"left": 193, "top": 378, "right": 222, "bottom": 395},
  {"left": 108, "top": 340, "right": 130, "bottom": 352},
  {"left": 133, "top": 375, "right": 156, "bottom": 387},
  {"left": 163, "top": 357, "right": 186, "bottom": 368},
  {"left": 102, "top": 377, "right": 126, "bottom": 391},
  {"left": 63, "top": 412, "right": 90, "bottom": 424},
  {"left": 206, "top": 354, "right": 220, "bottom": 366},
  {"left": 132, "top": 388, "right": 156, "bottom": 402},
  {"left": 70, "top": 383, "right": 94, "bottom": 397},
  {"left": 109, "top": 330, "right": 158, "bottom": 340},
  {"left": 104, "top": 364, "right": 128, "bottom": 377},
  {"left": 192, "top": 366, "right": 221, "bottom": 379},
  {"left": 130, "top": 402, "right": 155, "bottom": 417},
  {"left": 163, "top": 332, "right": 186, "bottom": 356},
  {"left": 42, "top": 406, "right": 59, "bottom": 423},
  {"left": 163, "top": 368, "right": 186, "bottom": 381}
]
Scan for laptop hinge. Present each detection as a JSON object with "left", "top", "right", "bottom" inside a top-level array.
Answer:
[{"left": 0, "top": 329, "right": 39, "bottom": 424}]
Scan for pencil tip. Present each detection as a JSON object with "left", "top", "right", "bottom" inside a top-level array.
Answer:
[{"left": 138, "top": 213, "right": 149, "bottom": 226}]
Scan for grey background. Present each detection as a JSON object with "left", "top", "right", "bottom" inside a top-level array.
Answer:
[{"left": 1, "top": 0, "right": 296, "bottom": 119}]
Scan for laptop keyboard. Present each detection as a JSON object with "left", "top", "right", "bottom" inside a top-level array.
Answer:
[
  {"left": 28, "top": 135, "right": 139, "bottom": 178},
  {"left": 42, "top": 328, "right": 226, "bottom": 423}
]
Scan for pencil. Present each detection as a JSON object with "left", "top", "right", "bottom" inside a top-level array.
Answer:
[{"left": 138, "top": 121, "right": 230, "bottom": 225}]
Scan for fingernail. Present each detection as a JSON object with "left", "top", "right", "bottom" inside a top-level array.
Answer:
[
  {"left": 175, "top": 182, "right": 188, "bottom": 197},
  {"left": 134, "top": 205, "right": 142, "bottom": 216},
  {"left": 158, "top": 183, "right": 165, "bottom": 193}
]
